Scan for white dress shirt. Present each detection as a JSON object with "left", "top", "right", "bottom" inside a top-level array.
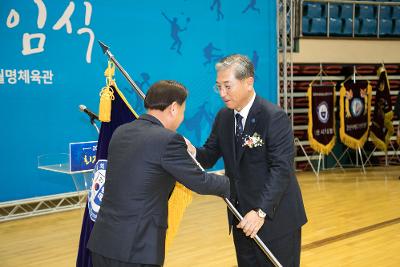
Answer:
[{"left": 234, "top": 93, "right": 256, "bottom": 134}]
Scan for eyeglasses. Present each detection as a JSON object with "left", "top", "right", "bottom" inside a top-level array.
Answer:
[{"left": 213, "top": 83, "right": 234, "bottom": 94}]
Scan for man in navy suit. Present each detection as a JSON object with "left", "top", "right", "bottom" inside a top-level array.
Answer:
[
  {"left": 88, "top": 80, "right": 230, "bottom": 267},
  {"left": 186, "top": 54, "right": 307, "bottom": 267}
]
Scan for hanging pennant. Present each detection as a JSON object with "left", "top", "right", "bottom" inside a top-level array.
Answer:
[
  {"left": 339, "top": 80, "right": 372, "bottom": 150},
  {"left": 307, "top": 84, "right": 336, "bottom": 155},
  {"left": 395, "top": 89, "right": 400, "bottom": 145},
  {"left": 370, "top": 66, "right": 394, "bottom": 151}
]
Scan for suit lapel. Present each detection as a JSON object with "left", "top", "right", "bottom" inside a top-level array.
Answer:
[
  {"left": 236, "top": 96, "right": 262, "bottom": 162},
  {"left": 226, "top": 110, "right": 236, "bottom": 162}
]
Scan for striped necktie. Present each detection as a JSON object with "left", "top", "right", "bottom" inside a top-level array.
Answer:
[{"left": 235, "top": 113, "right": 244, "bottom": 151}]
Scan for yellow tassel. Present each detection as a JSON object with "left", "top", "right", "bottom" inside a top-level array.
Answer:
[
  {"left": 165, "top": 182, "right": 193, "bottom": 251},
  {"left": 98, "top": 86, "right": 115, "bottom": 122},
  {"left": 98, "top": 61, "right": 117, "bottom": 122},
  {"left": 104, "top": 61, "right": 115, "bottom": 79}
]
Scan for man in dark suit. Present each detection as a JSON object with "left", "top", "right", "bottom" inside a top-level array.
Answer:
[
  {"left": 186, "top": 54, "right": 307, "bottom": 267},
  {"left": 87, "top": 80, "right": 230, "bottom": 267}
]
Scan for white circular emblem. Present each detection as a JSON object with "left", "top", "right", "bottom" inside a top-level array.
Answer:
[
  {"left": 317, "top": 101, "right": 329, "bottom": 123},
  {"left": 88, "top": 160, "right": 107, "bottom": 222},
  {"left": 351, "top": 98, "right": 364, "bottom": 117}
]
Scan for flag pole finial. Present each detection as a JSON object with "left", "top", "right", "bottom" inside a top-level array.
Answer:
[{"left": 98, "top": 41, "right": 109, "bottom": 54}]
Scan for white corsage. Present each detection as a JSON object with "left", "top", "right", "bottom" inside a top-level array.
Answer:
[{"left": 242, "top": 132, "right": 264, "bottom": 148}]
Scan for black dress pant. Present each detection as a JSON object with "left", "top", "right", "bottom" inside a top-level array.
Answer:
[
  {"left": 92, "top": 252, "right": 161, "bottom": 267},
  {"left": 232, "top": 223, "right": 302, "bottom": 267}
]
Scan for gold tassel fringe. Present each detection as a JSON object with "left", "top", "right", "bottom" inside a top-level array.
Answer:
[{"left": 165, "top": 182, "right": 193, "bottom": 251}]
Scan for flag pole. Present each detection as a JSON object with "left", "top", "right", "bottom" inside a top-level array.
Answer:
[
  {"left": 98, "top": 41, "right": 145, "bottom": 100},
  {"left": 97, "top": 41, "right": 282, "bottom": 267}
]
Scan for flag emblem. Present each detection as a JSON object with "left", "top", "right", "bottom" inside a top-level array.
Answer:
[
  {"left": 317, "top": 101, "right": 329, "bottom": 123},
  {"left": 88, "top": 159, "right": 107, "bottom": 222},
  {"left": 350, "top": 98, "right": 364, "bottom": 117}
]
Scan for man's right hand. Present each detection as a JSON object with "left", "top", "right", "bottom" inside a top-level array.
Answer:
[{"left": 237, "top": 210, "right": 265, "bottom": 238}]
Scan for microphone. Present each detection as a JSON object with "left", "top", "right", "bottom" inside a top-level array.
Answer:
[{"left": 79, "top": 105, "right": 99, "bottom": 121}]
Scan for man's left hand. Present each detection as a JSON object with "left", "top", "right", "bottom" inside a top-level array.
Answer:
[{"left": 236, "top": 210, "right": 265, "bottom": 238}]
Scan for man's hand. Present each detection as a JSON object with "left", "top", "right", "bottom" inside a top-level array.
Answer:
[
  {"left": 237, "top": 210, "right": 265, "bottom": 238},
  {"left": 183, "top": 137, "right": 196, "bottom": 156}
]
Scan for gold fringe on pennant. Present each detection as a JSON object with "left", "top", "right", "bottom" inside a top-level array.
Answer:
[
  {"left": 397, "top": 125, "right": 400, "bottom": 145},
  {"left": 381, "top": 68, "right": 394, "bottom": 147},
  {"left": 369, "top": 110, "right": 394, "bottom": 151},
  {"left": 307, "top": 84, "right": 336, "bottom": 155},
  {"left": 339, "top": 82, "right": 372, "bottom": 150},
  {"left": 165, "top": 182, "right": 193, "bottom": 251},
  {"left": 369, "top": 131, "right": 384, "bottom": 151}
]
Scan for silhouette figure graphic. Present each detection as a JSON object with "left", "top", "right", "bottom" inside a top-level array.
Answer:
[
  {"left": 161, "top": 12, "right": 190, "bottom": 55},
  {"left": 122, "top": 72, "right": 151, "bottom": 114},
  {"left": 136, "top": 72, "right": 151, "bottom": 89},
  {"left": 203, "top": 42, "right": 223, "bottom": 66},
  {"left": 252, "top": 50, "right": 259, "bottom": 70},
  {"left": 252, "top": 50, "right": 259, "bottom": 80},
  {"left": 242, "top": 0, "right": 260, "bottom": 14},
  {"left": 183, "top": 101, "right": 214, "bottom": 144},
  {"left": 210, "top": 0, "right": 224, "bottom": 21}
]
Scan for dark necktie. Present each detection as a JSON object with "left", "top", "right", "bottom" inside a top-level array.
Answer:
[{"left": 235, "top": 113, "right": 244, "bottom": 151}]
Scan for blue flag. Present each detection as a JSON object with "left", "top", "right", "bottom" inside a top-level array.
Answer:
[{"left": 76, "top": 83, "right": 138, "bottom": 267}]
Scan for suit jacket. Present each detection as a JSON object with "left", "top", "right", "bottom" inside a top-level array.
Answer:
[
  {"left": 196, "top": 95, "right": 307, "bottom": 241},
  {"left": 87, "top": 114, "right": 230, "bottom": 266}
]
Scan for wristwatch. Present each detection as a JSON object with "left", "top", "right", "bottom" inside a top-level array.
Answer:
[{"left": 255, "top": 208, "right": 266, "bottom": 219}]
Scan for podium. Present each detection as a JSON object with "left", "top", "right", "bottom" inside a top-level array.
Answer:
[{"left": 38, "top": 153, "right": 94, "bottom": 207}]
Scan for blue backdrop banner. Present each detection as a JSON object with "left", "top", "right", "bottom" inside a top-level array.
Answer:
[{"left": 0, "top": 0, "right": 277, "bottom": 202}]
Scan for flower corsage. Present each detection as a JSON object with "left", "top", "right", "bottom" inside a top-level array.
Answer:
[{"left": 242, "top": 132, "right": 264, "bottom": 148}]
